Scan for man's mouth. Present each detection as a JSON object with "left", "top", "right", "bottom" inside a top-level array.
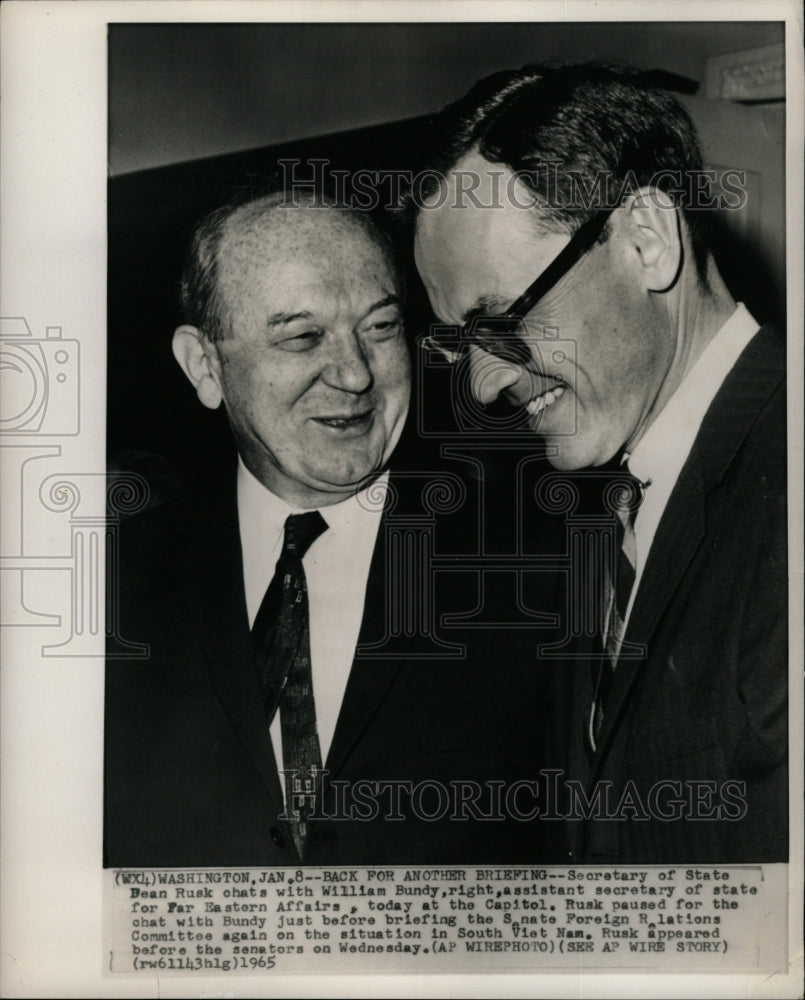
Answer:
[
  {"left": 524, "top": 378, "right": 567, "bottom": 416},
  {"left": 313, "top": 411, "right": 373, "bottom": 431}
]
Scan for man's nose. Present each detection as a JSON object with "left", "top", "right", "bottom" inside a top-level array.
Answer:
[
  {"left": 322, "top": 335, "right": 374, "bottom": 393},
  {"left": 467, "top": 344, "right": 523, "bottom": 404}
]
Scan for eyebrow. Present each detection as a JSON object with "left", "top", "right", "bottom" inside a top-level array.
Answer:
[
  {"left": 360, "top": 293, "right": 403, "bottom": 320},
  {"left": 265, "top": 310, "right": 315, "bottom": 329},
  {"left": 264, "top": 295, "right": 402, "bottom": 330}
]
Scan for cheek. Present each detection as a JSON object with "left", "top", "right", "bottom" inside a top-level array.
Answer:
[
  {"left": 576, "top": 324, "right": 664, "bottom": 426},
  {"left": 578, "top": 326, "right": 641, "bottom": 391},
  {"left": 221, "top": 358, "right": 283, "bottom": 427},
  {"left": 373, "top": 344, "right": 411, "bottom": 397}
]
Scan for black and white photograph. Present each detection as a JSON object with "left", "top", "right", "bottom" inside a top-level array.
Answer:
[{"left": 1, "top": 2, "right": 802, "bottom": 996}]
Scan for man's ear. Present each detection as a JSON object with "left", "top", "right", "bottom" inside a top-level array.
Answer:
[
  {"left": 625, "top": 187, "right": 682, "bottom": 293},
  {"left": 172, "top": 325, "right": 224, "bottom": 410}
]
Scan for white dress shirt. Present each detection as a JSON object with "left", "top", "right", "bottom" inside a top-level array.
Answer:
[
  {"left": 622, "top": 303, "right": 760, "bottom": 632},
  {"left": 237, "top": 459, "right": 387, "bottom": 774}
]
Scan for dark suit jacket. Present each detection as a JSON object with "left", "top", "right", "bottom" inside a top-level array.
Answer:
[
  {"left": 551, "top": 325, "right": 788, "bottom": 863},
  {"left": 105, "top": 465, "right": 562, "bottom": 867}
]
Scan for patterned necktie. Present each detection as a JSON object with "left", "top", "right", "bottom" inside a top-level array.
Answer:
[
  {"left": 251, "top": 510, "right": 328, "bottom": 858},
  {"left": 589, "top": 468, "right": 644, "bottom": 753}
]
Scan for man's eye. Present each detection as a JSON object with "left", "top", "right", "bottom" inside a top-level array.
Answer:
[
  {"left": 364, "top": 319, "right": 403, "bottom": 339},
  {"left": 279, "top": 330, "right": 323, "bottom": 351}
]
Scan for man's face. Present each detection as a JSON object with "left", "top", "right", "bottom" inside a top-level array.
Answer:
[
  {"left": 413, "top": 152, "right": 670, "bottom": 469},
  {"left": 209, "top": 205, "right": 410, "bottom": 506}
]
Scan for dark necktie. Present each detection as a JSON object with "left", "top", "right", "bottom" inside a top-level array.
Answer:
[
  {"left": 251, "top": 510, "right": 328, "bottom": 858},
  {"left": 589, "top": 468, "right": 644, "bottom": 753}
]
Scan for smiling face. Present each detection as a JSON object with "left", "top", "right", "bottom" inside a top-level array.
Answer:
[
  {"left": 414, "top": 152, "right": 672, "bottom": 469},
  {"left": 206, "top": 204, "right": 410, "bottom": 506}
]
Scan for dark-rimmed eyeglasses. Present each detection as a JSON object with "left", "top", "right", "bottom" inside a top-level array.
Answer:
[{"left": 420, "top": 208, "right": 615, "bottom": 366}]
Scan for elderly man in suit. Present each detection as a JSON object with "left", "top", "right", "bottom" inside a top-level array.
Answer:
[
  {"left": 412, "top": 63, "right": 787, "bottom": 863},
  {"left": 105, "top": 187, "right": 556, "bottom": 868}
]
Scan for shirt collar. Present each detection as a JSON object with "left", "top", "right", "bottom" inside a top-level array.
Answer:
[
  {"left": 627, "top": 303, "right": 760, "bottom": 491},
  {"left": 236, "top": 457, "right": 388, "bottom": 552}
]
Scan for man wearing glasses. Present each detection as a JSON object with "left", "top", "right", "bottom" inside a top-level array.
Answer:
[{"left": 412, "top": 64, "right": 787, "bottom": 863}]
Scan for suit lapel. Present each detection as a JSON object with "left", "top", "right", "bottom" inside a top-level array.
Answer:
[
  {"left": 590, "top": 325, "right": 785, "bottom": 770},
  {"left": 176, "top": 476, "right": 287, "bottom": 811},
  {"left": 324, "top": 478, "right": 416, "bottom": 780},
  {"left": 591, "top": 457, "right": 706, "bottom": 763}
]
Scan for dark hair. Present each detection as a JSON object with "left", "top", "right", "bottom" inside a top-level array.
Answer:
[
  {"left": 413, "top": 63, "right": 712, "bottom": 279},
  {"left": 180, "top": 179, "right": 400, "bottom": 342}
]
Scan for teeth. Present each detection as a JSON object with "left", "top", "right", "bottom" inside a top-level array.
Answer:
[
  {"left": 525, "top": 383, "right": 566, "bottom": 416},
  {"left": 320, "top": 414, "right": 365, "bottom": 426}
]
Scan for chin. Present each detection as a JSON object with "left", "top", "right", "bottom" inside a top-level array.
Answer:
[
  {"left": 546, "top": 452, "right": 587, "bottom": 472},
  {"left": 541, "top": 434, "right": 584, "bottom": 470},
  {"left": 313, "top": 461, "right": 382, "bottom": 491},
  {"left": 546, "top": 437, "right": 611, "bottom": 471}
]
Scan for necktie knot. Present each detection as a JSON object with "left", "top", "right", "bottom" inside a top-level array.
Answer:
[
  {"left": 608, "top": 466, "right": 645, "bottom": 531},
  {"left": 282, "top": 511, "right": 328, "bottom": 560},
  {"left": 589, "top": 462, "right": 649, "bottom": 754},
  {"left": 607, "top": 463, "right": 645, "bottom": 607}
]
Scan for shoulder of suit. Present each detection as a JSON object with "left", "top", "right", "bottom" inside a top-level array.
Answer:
[{"left": 117, "top": 469, "right": 235, "bottom": 565}]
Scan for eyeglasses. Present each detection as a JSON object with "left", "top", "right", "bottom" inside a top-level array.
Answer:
[{"left": 420, "top": 208, "right": 615, "bottom": 366}]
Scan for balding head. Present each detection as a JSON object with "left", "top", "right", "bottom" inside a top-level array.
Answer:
[
  {"left": 172, "top": 187, "right": 410, "bottom": 507},
  {"left": 181, "top": 190, "right": 399, "bottom": 343}
]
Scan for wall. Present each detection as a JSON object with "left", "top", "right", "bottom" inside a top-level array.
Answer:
[{"left": 109, "top": 21, "right": 785, "bottom": 176}]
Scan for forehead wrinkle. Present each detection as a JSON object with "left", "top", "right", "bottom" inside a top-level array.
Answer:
[
  {"left": 227, "top": 202, "right": 397, "bottom": 270},
  {"left": 222, "top": 205, "right": 328, "bottom": 272},
  {"left": 217, "top": 205, "right": 399, "bottom": 333}
]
